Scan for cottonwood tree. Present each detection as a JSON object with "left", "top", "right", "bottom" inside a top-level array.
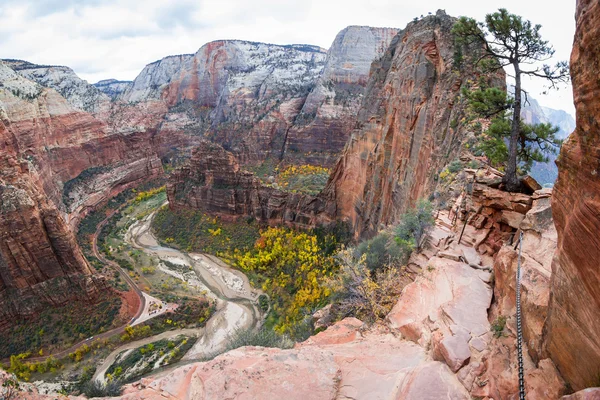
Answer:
[{"left": 453, "top": 9, "right": 569, "bottom": 191}]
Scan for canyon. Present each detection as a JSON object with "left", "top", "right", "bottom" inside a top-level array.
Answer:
[
  {"left": 0, "top": 23, "right": 398, "bottom": 329},
  {"left": 167, "top": 11, "right": 504, "bottom": 238},
  {"left": 0, "top": 2, "right": 599, "bottom": 400}
]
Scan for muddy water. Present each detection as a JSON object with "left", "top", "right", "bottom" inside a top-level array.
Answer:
[{"left": 125, "top": 212, "right": 262, "bottom": 359}]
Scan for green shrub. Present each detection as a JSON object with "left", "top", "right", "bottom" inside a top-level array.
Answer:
[
  {"left": 258, "top": 295, "right": 270, "bottom": 313},
  {"left": 355, "top": 232, "right": 404, "bottom": 271},
  {"left": 491, "top": 315, "right": 507, "bottom": 338},
  {"left": 79, "top": 380, "right": 122, "bottom": 397},
  {"left": 225, "top": 326, "right": 293, "bottom": 353},
  {"left": 394, "top": 199, "right": 435, "bottom": 253},
  {"left": 447, "top": 159, "right": 463, "bottom": 173},
  {"left": 468, "top": 160, "right": 480, "bottom": 169}
]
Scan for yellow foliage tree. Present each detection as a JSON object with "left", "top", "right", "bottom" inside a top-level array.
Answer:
[{"left": 229, "top": 227, "right": 335, "bottom": 335}]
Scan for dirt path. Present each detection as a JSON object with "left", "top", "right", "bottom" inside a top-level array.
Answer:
[
  {"left": 91, "top": 207, "right": 146, "bottom": 325},
  {"left": 92, "top": 208, "right": 262, "bottom": 383}
]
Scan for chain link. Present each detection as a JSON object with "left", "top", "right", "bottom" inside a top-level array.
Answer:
[{"left": 516, "top": 230, "right": 526, "bottom": 399}]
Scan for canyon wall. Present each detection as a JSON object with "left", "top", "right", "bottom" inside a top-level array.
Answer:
[
  {"left": 0, "top": 61, "right": 165, "bottom": 327},
  {"left": 167, "top": 11, "right": 503, "bottom": 239},
  {"left": 95, "top": 29, "right": 397, "bottom": 166},
  {"left": 0, "top": 66, "right": 104, "bottom": 329},
  {"left": 321, "top": 10, "right": 504, "bottom": 237},
  {"left": 285, "top": 26, "right": 399, "bottom": 165},
  {"left": 545, "top": 0, "right": 600, "bottom": 389}
]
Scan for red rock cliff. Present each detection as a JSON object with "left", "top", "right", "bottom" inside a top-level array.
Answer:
[
  {"left": 320, "top": 10, "right": 503, "bottom": 237},
  {"left": 0, "top": 118, "right": 103, "bottom": 330},
  {"left": 168, "top": 142, "right": 329, "bottom": 228},
  {"left": 544, "top": 0, "right": 600, "bottom": 389}
]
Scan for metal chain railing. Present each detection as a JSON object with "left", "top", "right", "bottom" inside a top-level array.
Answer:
[{"left": 516, "top": 230, "right": 526, "bottom": 399}]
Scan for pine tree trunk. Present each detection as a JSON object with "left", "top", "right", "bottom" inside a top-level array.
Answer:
[{"left": 505, "top": 63, "right": 521, "bottom": 192}]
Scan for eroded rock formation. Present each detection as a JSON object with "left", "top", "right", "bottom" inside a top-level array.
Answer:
[
  {"left": 0, "top": 62, "right": 159, "bottom": 327},
  {"left": 321, "top": 10, "right": 504, "bottom": 237},
  {"left": 0, "top": 105, "right": 103, "bottom": 330},
  {"left": 545, "top": 0, "right": 600, "bottom": 389},
  {"left": 285, "top": 26, "right": 399, "bottom": 165},
  {"left": 168, "top": 142, "right": 330, "bottom": 228},
  {"left": 168, "top": 12, "right": 503, "bottom": 237},
  {"left": 110, "top": 32, "right": 397, "bottom": 165}
]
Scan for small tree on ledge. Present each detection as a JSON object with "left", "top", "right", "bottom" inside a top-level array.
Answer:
[
  {"left": 452, "top": 8, "right": 569, "bottom": 191},
  {"left": 463, "top": 86, "right": 563, "bottom": 175}
]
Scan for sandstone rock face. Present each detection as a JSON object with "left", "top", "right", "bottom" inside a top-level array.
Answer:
[
  {"left": 167, "top": 142, "right": 328, "bottom": 228},
  {"left": 286, "top": 26, "right": 398, "bottom": 165},
  {"left": 563, "top": 388, "right": 600, "bottom": 400},
  {"left": 0, "top": 61, "right": 160, "bottom": 327},
  {"left": 0, "top": 61, "right": 168, "bottom": 213},
  {"left": 493, "top": 190, "right": 555, "bottom": 363},
  {"left": 89, "top": 318, "right": 476, "bottom": 400},
  {"left": 119, "top": 54, "right": 194, "bottom": 103},
  {"left": 321, "top": 11, "right": 504, "bottom": 237},
  {"left": 110, "top": 30, "right": 398, "bottom": 166},
  {"left": 0, "top": 116, "right": 103, "bottom": 329},
  {"left": 118, "top": 42, "right": 327, "bottom": 163},
  {"left": 545, "top": 0, "right": 600, "bottom": 389}
]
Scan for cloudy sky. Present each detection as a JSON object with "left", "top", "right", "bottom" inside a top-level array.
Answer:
[{"left": 0, "top": 0, "right": 576, "bottom": 114}]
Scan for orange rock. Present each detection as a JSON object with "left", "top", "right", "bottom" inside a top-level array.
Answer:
[{"left": 545, "top": 0, "right": 600, "bottom": 389}]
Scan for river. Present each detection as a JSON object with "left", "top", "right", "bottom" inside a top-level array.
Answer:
[{"left": 93, "top": 208, "right": 262, "bottom": 383}]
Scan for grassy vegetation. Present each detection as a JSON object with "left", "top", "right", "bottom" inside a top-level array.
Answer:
[
  {"left": 135, "top": 298, "right": 215, "bottom": 337},
  {"left": 492, "top": 315, "right": 507, "bottom": 338},
  {"left": 152, "top": 207, "right": 260, "bottom": 255},
  {"left": 274, "top": 164, "right": 330, "bottom": 195},
  {"left": 0, "top": 292, "right": 123, "bottom": 359}
]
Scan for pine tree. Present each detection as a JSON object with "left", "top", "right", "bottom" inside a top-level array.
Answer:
[{"left": 453, "top": 9, "right": 569, "bottom": 191}]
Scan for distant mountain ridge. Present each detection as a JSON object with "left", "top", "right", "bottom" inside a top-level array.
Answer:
[{"left": 521, "top": 95, "right": 576, "bottom": 185}]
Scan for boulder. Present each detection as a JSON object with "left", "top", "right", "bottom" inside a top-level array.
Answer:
[
  {"left": 522, "top": 175, "right": 542, "bottom": 193},
  {"left": 388, "top": 257, "right": 492, "bottom": 343},
  {"left": 393, "top": 361, "right": 470, "bottom": 399},
  {"left": 434, "top": 334, "right": 472, "bottom": 372}
]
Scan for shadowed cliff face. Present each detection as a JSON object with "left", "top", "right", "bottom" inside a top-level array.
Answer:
[
  {"left": 321, "top": 10, "right": 504, "bottom": 237},
  {"left": 545, "top": 0, "right": 600, "bottom": 389},
  {"left": 0, "top": 114, "right": 103, "bottom": 330}
]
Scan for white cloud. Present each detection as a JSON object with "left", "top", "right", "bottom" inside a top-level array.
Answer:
[{"left": 0, "top": 0, "right": 576, "bottom": 114}]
